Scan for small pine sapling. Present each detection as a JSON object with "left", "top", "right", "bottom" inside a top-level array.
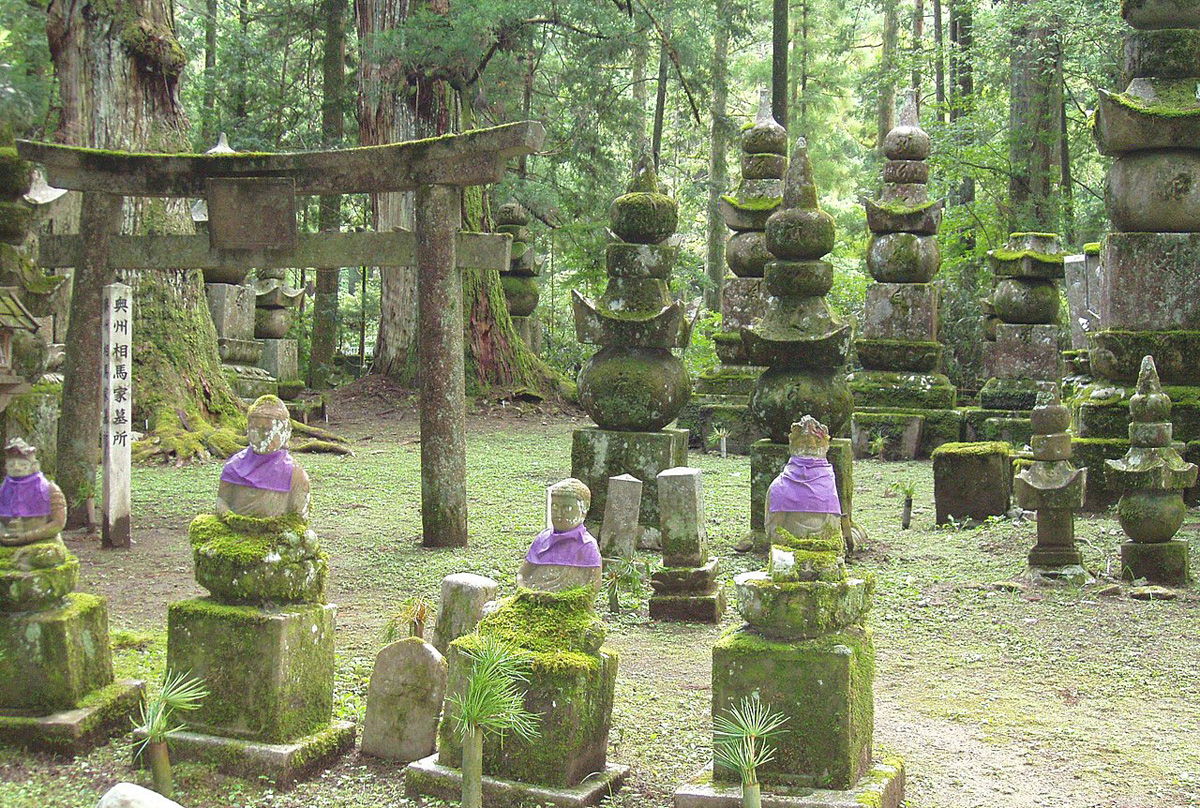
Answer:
[
  {"left": 713, "top": 695, "right": 789, "bottom": 808},
  {"left": 134, "top": 670, "right": 209, "bottom": 798}
]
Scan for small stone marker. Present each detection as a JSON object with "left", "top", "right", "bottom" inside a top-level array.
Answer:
[
  {"left": 102, "top": 282, "right": 132, "bottom": 549},
  {"left": 600, "top": 474, "right": 642, "bottom": 559},
  {"left": 361, "top": 636, "right": 447, "bottom": 762},
  {"left": 97, "top": 783, "right": 184, "bottom": 808},
  {"left": 433, "top": 572, "right": 498, "bottom": 655},
  {"left": 657, "top": 467, "right": 707, "bottom": 567}
]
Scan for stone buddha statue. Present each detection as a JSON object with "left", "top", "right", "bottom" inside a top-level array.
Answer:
[
  {"left": 0, "top": 438, "right": 67, "bottom": 546},
  {"left": 217, "top": 395, "right": 310, "bottom": 520},
  {"left": 517, "top": 478, "right": 603, "bottom": 595},
  {"left": 766, "top": 416, "right": 843, "bottom": 548}
]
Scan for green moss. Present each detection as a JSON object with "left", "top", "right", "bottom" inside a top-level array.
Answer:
[
  {"left": 773, "top": 529, "right": 843, "bottom": 554},
  {"left": 468, "top": 587, "right": 603, "bottom": 671},
  {"left": 989, "top": 248, "right": 1066, "bottom": 265},
  {"left": 870, "top": 198, "right": 939, "bottom": 215},
  {"left": 1108, "top": 81, "right": 1200, "bottom": 119},
  {"left": 1083, "top": 242, "right": 1102, "bottom": 255},
  {"left": 932, "top": 440, "right": 1012, "bottom": 459},
  {"left": 722, "top": 194, "right": 784, "bottom": 211},
  {"left": 189, "top": 513, "right": 326, "bottom": 604}
]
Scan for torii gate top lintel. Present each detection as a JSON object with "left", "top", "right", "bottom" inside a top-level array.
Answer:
[{"left": 16, "top": 120, "right": 545, "bottom": 197}]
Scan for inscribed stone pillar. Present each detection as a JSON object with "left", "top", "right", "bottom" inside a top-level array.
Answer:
[
  {"left": 432, "top": 572, "right": 498, "bottom": 656},
  {"left": 649, "top": 468, "right": 724, "bottom": 623},
  {"left": 599, "top": 474, "right": 643, "bottom": 559}
]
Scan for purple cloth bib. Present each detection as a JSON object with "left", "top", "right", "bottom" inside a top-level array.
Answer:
[
  {"left": 768, "top": 455, "right": 842, "bottom": 515},
  {"left": 220, "top": 448, "right": 295, "bottom": 493},
  {"left": 525, "top": 524, "right": 603, "bottom": 568},
  {"left": 0, "top": 472, "right": 52, "bottom": 518}
]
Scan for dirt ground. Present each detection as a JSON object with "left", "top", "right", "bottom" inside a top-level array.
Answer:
[{"left": 1, "top": 378, "right": 1198, "bottom": 808}]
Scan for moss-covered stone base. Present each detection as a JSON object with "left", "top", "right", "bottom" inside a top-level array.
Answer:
[
  {"left": 189, "top": 513, "right": 327, "bottom": 604},
  {"left": 674, "top": 759, "right": 905, "bottom": 808},
  {"left": 847, "top": 370, "right": 956, "bottom": 411},
  {"left": 1073, "top": 382, "right": 1200, "bottom": 441},
  {"left": 750, "top": 439, "right": 854, "bottom": 551},
  {"left": 1071, "top": 437, "right": 1129, "bottom": 510},
  {"left": 697, "top": 365, "right": 763, "bottom": 397},
  {"left": 979, "top": 377, "right": 1052, "bottom": 411},
  {"left": 677, "top": 395, "right": 762, "bottom": 455},
  {"left": 166, "top": 598, "right": 335, "bottom": 744},
  {"left": 406, "top": 753, "right": 630, "bottom": 808},
  {"left": 0, "top": 679, "right": 143, "bottom": 756},
  {"left": 852, "top": 407, "right": 964, "bottom": 458},
  {"left": 0, "top": 593, "right": 114, "bottom": 712},
  {"left": 0, "top": 539, "right": 79, "bottom": 612},
  {"left": 1120, "top": 540, "right": 1189, "bottom": 586},
  {"left": 141, "top": 719, "right": 355, "bottom": 791},
  {"left": 712, "top": 625, "right": 874, "bottom": 790},
  {"left": 931, "top": 442, "right": 1013, "bottom": 524},
  {"left": 734, "top": 572, "right": 873, "bottom": 639},
  {"left": 572, "top": 427, "right": 688, "bottom": 530},
  {"left": 648, "top": 560, "right": 726, "bottom": 624}
]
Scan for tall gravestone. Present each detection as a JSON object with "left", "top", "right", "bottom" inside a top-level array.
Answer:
[
  {"left": 1075, "top": 0, "right": 1200, "bottom": 506},
  {"left": 742, "top": 137, "right": 857, "bottom": 552},
  {"left": 496, "top": 200, "right": 542, "bottom": 354},
  {"left": 571, "top": 158, "right": 689, "bottom": 544},
  {"left": 849, "top": 91, "right": 958, "bottom": 459},
  {"left": 648, "top": 467, "right": 724, "bottom": 622},
  {"left": 685, "top": 89, "right": 781, "bottom": 453},
  {"left": 253, "top": 267, "right": 303, "bottom": 400}
]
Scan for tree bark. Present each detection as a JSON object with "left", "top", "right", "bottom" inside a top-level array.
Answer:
[
  {"left": 203, "top": 0, "right": 218, "bottom": 143},
  {"left": 631, "top": 20, "right": 649, "bottom": 157},
  {"left": 792, "top": 0, "right": 810, "bottom": 134},
  {"left": 704, "top": 7, "right": 730, "bottom": 313},
  {"left": 933, "top": 0, "right": 945, "bottom": 119},
  {"left": 912, "top": 0, "right": 924, "bottom": 111},
  {"left": 772, "top": 0, "right": 788, "bottom": 131},
  {"left": 878, "top": 0, "right": 899, "bottom": 153},
  {"left": 311, "top": 0, "right": 348, "bottom": 389},
  {"left": 1007, "top": 0, "right": 1062, "bottom": 232},
  {"left": 651, "top": 19, "right": 670, "bottom": 169},
  {"left": 950, "top": 0, "right": 974, "bottom": 206}
]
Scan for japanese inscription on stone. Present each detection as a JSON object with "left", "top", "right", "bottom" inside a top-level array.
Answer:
[{"left": 102, "top": 282, "right": 132, "bottom": 548}]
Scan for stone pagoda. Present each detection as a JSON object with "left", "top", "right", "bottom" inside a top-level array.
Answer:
[
  {"left": 1106, "top": 356, "right": 1197, "bottom": 585},
  {"left": 496, "top": 199, "right": 542, "bottom": 354},
  {"left": 742, "top": 137, "right": 856, "bottom": 552},
  {"left": 674, "top": 417, "right": 903, "bottom": 807},
  {"left": 253, "top": 267, "right": 303, "bottom": 400},
  {"left": 849, "top": 90, "right": 956, "bottom": 459},
  {"left": 1014, "top": 392, "right": 1089, "bottom": 584},
  {"left": 1074, "top": 0, "right": 1200, "bottom": 505},
  {"left": 685, "top": 89, "right": 783, "bottom": 452},
  {"left": 571, "top": 157, "right": 690, "bottom": 545}
]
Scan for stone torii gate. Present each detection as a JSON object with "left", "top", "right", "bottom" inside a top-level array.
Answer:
[{"left": 18, "top": 121, "right": 544, "bottom": 548}]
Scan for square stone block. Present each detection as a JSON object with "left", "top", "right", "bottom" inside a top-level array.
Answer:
[
  {"left": 407, "top": 754, "right": 629, "bottom": 808},
  {"left": 167, "top": 598, "right": 335, "bottom": 744},
  {"left": 984, "top": 324, "right": 1062, "bottom": 381},
  {"left": 0, "top": 592, "right": 114, "bottom": 712},
  {"left": 674, "top": 760, "right": 904, "bottom": 808},
  {"left": 751, "top": 440, "right": 854, "bottom": 550},
  {"left": 0, "top": 679, "right": 144, "bottom": 756},
  {"left": 851, "top": 412, "right": 922, "bottom": 460},
  {"left": 258, "top": 338, "right": 299, "bottom": 382},
  {"left": 658, "top": 467, "right": 707, "bottom": 567},
  {"left": 712, "top": 625, "right": 874, "bottom": 790},
  {"left": 572, "top": 427, "right": 688, "bottom": 531},
  {"left": 722, "top": 277, "right": 769, "bottom": 333},
  {"left": 438, "top": 643, "right": 618, "bottom": 788},
  {"left": 1120, "top": 540, "right": 1189, "bottom": 586},
  {"left": 205, "top": 283, "right": 255, "bottom": 341},
  {"left": 1101, "top": 233, "right": 1200, "bottom": 331},
  {"left": 860, "top": 283, "right": 938, "bottom": 342},
  {"left": 932, "top": 442, "right": 1013, "bottom": 524}
]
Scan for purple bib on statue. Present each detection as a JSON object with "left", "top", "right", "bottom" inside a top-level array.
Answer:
[
  {"left": 220, "top": 448, "right": 295, "bottom": 493},
  {"left": 525, "top": 524, "right": 602, "bottom": 568},
  {"left": 0, "top": 472, "right": 52, "bottom": 518},
  {"left": 768, "top": 456, "right": 842, "bottom": 515}
]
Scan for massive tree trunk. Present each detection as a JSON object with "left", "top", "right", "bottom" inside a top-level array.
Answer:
[
  {"left": 631, "top": 20, "right": 649, "bottom": 156},
  {"left": 650, "top": 15, "right": 670, "bottom": 169},
  {"left": 1007, "top": 0, "right": 1062, "bottom": 232},
  {"left": 771, "top": 0, "right": 788, "bottom": 130},
  {"left": 44, "top": 0, "right": 244, "bottom": 525},
  {"left": 704, "top": 7, "right": 730, "bottom": 312},
  {"left": 878, "top": 0, "right": 899, "bottom": 153},
  {"left": 949, "top": 0, "right": 974, "bottom": 206}
]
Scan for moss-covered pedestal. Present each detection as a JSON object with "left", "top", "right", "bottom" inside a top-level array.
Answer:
[
  {"left": 850, "top": 92, "right": 958, "bottom": 460},
  {"left": 571, "top": 159, "right": 691, "bottom": 546},
  {"left": 749, "top": 438, "right": 855, "bottom": 553},
  {"left": 408, "top": 588, "right": 629, "bottom": 808},
  {"left": 675, "top": 533, "right": 903, "bottom": 808},
  {"left": 932, "top": 441, "right": 1014, "bottom": 525},
  {"left": 1105, "top": 357, "right": 1198, "bottom": 585},
  {"left": 496, "top": 200, "right": 542, "bottom": 354},
  {"left": 159, "top": 511, "right": 353, "bottom": 788},
  {"left": 0, "top": 538, "right": 143, "bottom": 754}
]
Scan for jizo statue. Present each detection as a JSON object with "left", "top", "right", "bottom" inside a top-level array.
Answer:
[
  {"left": 517, "top": 477, "right": 603, "bottom": 595},
  {"left": 0, "top": 438, "right": 67, "bottom": 546},
  {"left": 217, "top": 395, "right": 311, "bottom": 520}
]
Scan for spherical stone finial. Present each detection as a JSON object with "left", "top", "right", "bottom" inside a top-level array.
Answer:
[
  {"left": 884, "top": 93, "right": 931, "bottom": 161},
  {"left": 609, "top": 154, "right": 678, "bottom": 245},
  {"left": 1130, "top": 355, "right": 1171, "bottom": 423},
  {"left": 743, "top": 87, "right": 788, "bottom": 156},
  {"left": 763, "top": 138, "right": 835, "bottom": 260},
  {"left": 497, "top": 199, "right": 528, "bottom": 227}
]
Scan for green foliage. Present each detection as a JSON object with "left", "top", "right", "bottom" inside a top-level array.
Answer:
[
  {"left": 133, "top": 669, "right": 209, "bottom": 751},
  {"left": 713, "top": 694, "right": 789, "bottom": 787},
  {"left": 447, "top": 634, "right": 540, "bottom": 744},
  {"left": 602, "top": 554, "right": 650, "bottom": 614},
  {"left": 382, "top": 595, "right": 436, "bottom": 643}
]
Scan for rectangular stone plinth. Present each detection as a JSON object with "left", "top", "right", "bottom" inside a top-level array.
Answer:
[
  {"left": 712, "top": 625, "right": 874, "bottom": 790},
  {"left": 861, "top": 283, "right": 938, "bottom": 342},
  {"left": 1064, "top": 253, "right": 1101, "bottom": 350},
  {"left": 674, "top": 760, "right": 904, "bottom": 808},
  {"left": 751, "top": 439, "right": 854, "bottom": 552},
  {"left": 847, "top": 370, "right": 956, "bottom": 409},
  {"left": 984, "top": 324, "right": 1062, "bottom": 381},
  {"left": 932, "top": 442, "right": 1013, "bottom": 524},
  {"left": 677, "top": 395, "right": 762, "bottom": 456},
  {"left": 723, "top": 277, "right": 769, "bottom": 332},
  {"left": 205, "top": 282, "right": 255, "bottom": 340},
  {"left": 854, "top": 407, "right": 963, "bottom": 458},
  {"left": 406, "top": 754, "right": 630, "bottom": 808},
  {"left": 1101, "top": 233, "right": 1200, "bottom": 330},
  {"left": 141, "top": 720, "right": 355, "bottom": 790},
  {"left": 167, "top": 598, "right": 336, "bottom": 744},
  {"left": 658, "top": 467, "right": 707, "bottom": 567},
  {"left": 258, "top": 338, "right": 299, "bottom": 382},
  {"left": 223, "top": 363, "right": 277, "bottom": 400},
  {"left": 650, "top": 557, "right": 725, "bottom": 623},
  {"left": 1121, "top": 540, "right": 1189, "bottom": 586},
  {"left": 0, "top": 592, "right": 115, "bottom": 712},
  {"left": 851, "top": 412, "right": 922, "bottom": 460},
  {"left": 0, "top": 679, "right": 143, "bottom": 756},
  {"left": 572, "top": 427, "right": 688, "bottom": 533},
  {"left": 978, "top": 377, "right": 1053, "bottom": 413}
]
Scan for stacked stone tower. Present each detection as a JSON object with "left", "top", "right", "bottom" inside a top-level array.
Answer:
[
  {"left": 849, "top": 90, "right": 957, "bottom": 459},
  {"left": 1106, "top": 356, "right": 1197, "bottom": 585},
  {"left": 686, "top": 89, "right": 783, "bottom": 451},
  {"left": 253, "top": 266, "right": 303, "bottom": 400},
  {"left": 743, "top": 138, "right": 856, "bottom": 551},
  {"left": 571, "top": 158, "right": 689, "bottom": 542},
  {"left": 496, "top": 200, "right": 542, "bottom": 354},
  {"left": 1076, "top": 0, "right": 1200, "bottom": 503}
]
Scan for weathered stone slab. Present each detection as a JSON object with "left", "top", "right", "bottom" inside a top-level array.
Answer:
[
  {"left": 599, "top": 474, "right": 642, "bottom": 559},
  {"left": 1100, "top": 232, "right": 1200, "bottom": 330},
  {"left": 1121, "top": 539, "right": 1189, "bottom": 585},
  {"left": 1108, "top": 151, "right": 1200, "bottom": 233},
  {"left": 984, "top": 323, "right": 1062, "bottom": 381},
  {"left": 258, "top": 338, "right": 299, "bottom": 382},
  {"left": 1122, "top": 0, "right": 1200, "bottom": 28},
  {"left": 673, "top": 761, "right": 905, "bottom": 808},
  {"left": 1095, "top": 86, "right": 1200, "bottom": 156},
  {"left": 860, "top": 283, "right": 938, "bottom": 342},
  {"left": 361, "top": 637, "right": 447, "bottom": 763},
  {"left": 723, "top": 277, "right": 769, "bottom": 332},
  {"left": 432, "top": 572, "right": 498, "bottom": 656},
  {"left": 1064, "top": 253, "right": 1101, "bottom": 350},
  {"left": 851, "top": 413, "right": 922, "bottom": 460},
  {"left": 932, "top": 442, "right": 1013, "bottom": 524},
  {"left": 406, "top": 753, "right": 629, "bottom": 808},
  {"left": 657, "top": 467, "right": 707, "bottom": 568},
  {"left": 0, "top": 678, "right": 143, "bottom": 756},
  {"left": 571, "top": 427, "right": 688, "bottom": 532},
  {"left": 205, "top": 283, "right": 255, "bottom": 341}
]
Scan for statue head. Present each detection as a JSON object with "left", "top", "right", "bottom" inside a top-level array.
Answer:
[
  {"left": 4, "top": 438, "right": 39, "bottom": 478},
  {"left": 549, "top": 478, "right": 591, "bottom": 533},
  {"left": 246, "top": 395, "right": 291, "bottom": 454},
  {"left": 788, "top": 415, "right": 830, "bottom": 458}
]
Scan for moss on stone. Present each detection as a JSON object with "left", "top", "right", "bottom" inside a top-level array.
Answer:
[
  {"left": 931, "top": 440, "right": 1012, "bottom": 459},
  {"left": 1082, "top": 242, "right": 1102, "bottom": 255},
  {"left": 189, "top": 513, "right": 326, "bottom": 604},
  {"left": 1108, "top": 81, "right": 1200, "bottom": 119},
  {"left": 721, "top": 194, "right": 784, "bottom": 211},
  {"left": 989, "top": 248, "right": 1066, "bottom": 265},
  {"left": 610, "top": 192, "right": 678, "bottom": 245}
]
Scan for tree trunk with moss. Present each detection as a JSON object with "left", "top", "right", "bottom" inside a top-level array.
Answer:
[{"left": 44, "top": 0, "right": 244, "bottom": 489}]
